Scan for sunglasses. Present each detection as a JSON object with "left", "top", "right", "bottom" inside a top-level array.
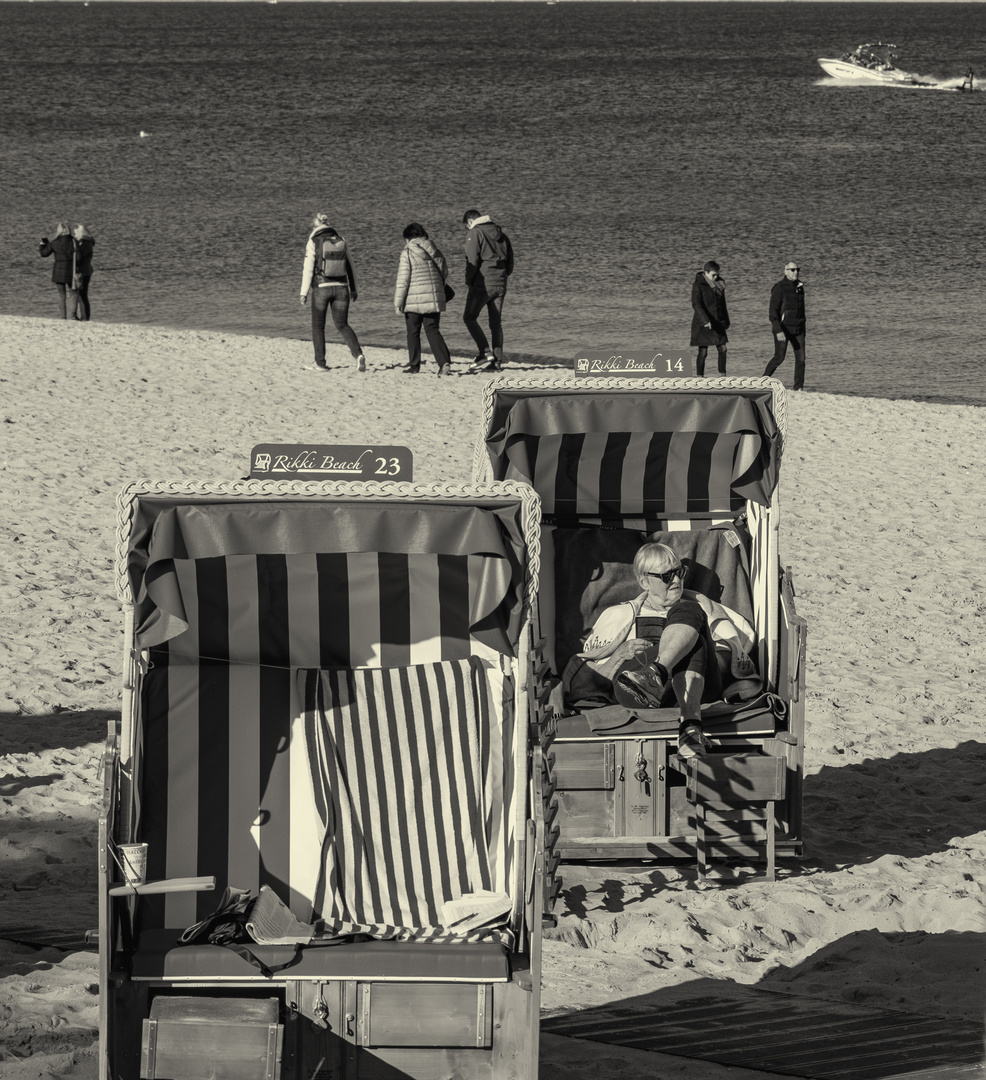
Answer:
[
  {"left": 786, "top": 266, "right": 800, "bottom": 272},
  {"left": 646, "top": 565, "right": 686, "bottom": 585}
]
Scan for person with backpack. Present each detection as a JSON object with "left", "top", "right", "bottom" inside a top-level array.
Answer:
[
  {"left": 393, "top": 222, "right": 454, "bottom": 376},
  {"left": 461, "top": 209, "right": 514, "bottom": 372},
  {"left": 300, "top": 212, "right": 367, "bottom": 372}
]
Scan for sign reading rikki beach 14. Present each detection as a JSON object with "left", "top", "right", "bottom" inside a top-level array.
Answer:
[
  {"left": 250, "top": 444, "right": 413, "bottom": 481},
  {"left": 574, "top": 351, "right": 688, "bottom": 378}
]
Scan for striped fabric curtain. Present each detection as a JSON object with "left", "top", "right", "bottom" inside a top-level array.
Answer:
[
  {"left": 500, "top": 430, "right": 759, "bottom": 521},
  {"left": 300, "top": 658, "right": 515, "bottom": 945},
  {"left": 135, "top": 552, "right": 518, "bottom": 932},
  {"left": 484, "top": 390, "right": 779, "bottom": 521}
]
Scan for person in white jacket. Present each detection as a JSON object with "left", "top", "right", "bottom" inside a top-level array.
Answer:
[
  {"left": 563, "top": 542, "right": 757, "bottom": 758},
  {"left": 299, "top": 212, "right": 367, "bottom": 373},
  {"left": 394, "top": 223, "right": 453, "bottom": 376}
]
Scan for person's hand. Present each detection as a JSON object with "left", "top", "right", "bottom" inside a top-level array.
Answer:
[
  {"left": 611, "top": 639, "right": 651, "bottom": 665},
  {"left": 704, "top": 322, "right": 712, "bottom": 329},
  {"left": 395, "top": 305, "right": 404, "bottom": 316},
  {"left": 776, "top": 331, "right": 785, "bottom": 340},
  {"left": 300, "top": 294, "right": 308, "bottom": 305},
  {"left": 351, "top": 291, "right": 358, "bottom": 302}
]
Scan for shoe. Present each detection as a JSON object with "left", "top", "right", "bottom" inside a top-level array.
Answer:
[
  {"left": 401, "top": 365, "right": 420, "bottom": 374},
  {"left": 438, "top": 363, "right": 452, "bottom": 377},
  {"left": 614, "top": 662, "right": 668, "bottom": 708},
  {"left": 468, "top": 353, "right": 493, "bottom": 371},
  {"left": 356, "top": 354, "right": 367, "bottom": 372},
  {"left": 479, "top": 360, "right": 502, "bottom": 373},
  {"left": 677, "top": 723, "right": 711, "bottom": 760},
  {"left": 306, "top": 362, "right": 330, "bottom": 372}
]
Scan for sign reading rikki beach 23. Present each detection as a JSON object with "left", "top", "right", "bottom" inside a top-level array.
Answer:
[
  {"left": 250, "top": 444, "right": 413, "bottom": 480},
  {"left": 574, "top": 351, "right": 688, "bottom": 378}
]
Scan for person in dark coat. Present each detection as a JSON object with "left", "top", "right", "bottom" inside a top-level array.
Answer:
[
  {"left": 690, "top": 261, "right": 730, "bottom": 376},
  {"left": 763, "top": 261, "right": 806, "bottom": 390},
  {"left": 462, "top": 209, "right": 514, "bottom": 373},
  {"left": 38, "top": 223, "right": 78, "bottom": 319},
  {"left": 72, "top": 223, "right": 95, "bottom": 321}
]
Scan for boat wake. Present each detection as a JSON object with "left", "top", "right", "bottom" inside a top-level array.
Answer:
[{"left": 816, "top": 75, "right": 980, "bottom": 93}]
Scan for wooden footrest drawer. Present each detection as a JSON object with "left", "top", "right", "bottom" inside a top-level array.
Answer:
[{"left": 141, "top": 995, "right": 282, "bottom": 1080}]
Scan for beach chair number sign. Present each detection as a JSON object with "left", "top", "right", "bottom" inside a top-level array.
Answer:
[
  {"left": 574, "top": 350, "right": 687, "bottom": 378},
  {"left": 250, "top": 443, "right": 412, "bottom": 480}
]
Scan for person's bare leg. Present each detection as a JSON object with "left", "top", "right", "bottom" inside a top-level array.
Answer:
[
  {"left": 656, "top": 623, "right": 699, "bottom": 671},
  {"left": 672, "top": 668, "right": 711, "bottom": 758}
]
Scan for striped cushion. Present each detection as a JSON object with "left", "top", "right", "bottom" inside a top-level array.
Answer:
[{"left": 301, "top": 659, "right": 514, "bottom": 945}]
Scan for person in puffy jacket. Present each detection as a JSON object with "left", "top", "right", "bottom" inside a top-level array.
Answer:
[
  {"left": 394, "top": 223, "right": 454, "bottom": 376},
  {"left": 299, "top": 212, "right": 367, "bottom": 373},
  {"left": 72, "top": 224, "right": 95, "bottom": 321},
  {"left": 763, "top": 260, "right": 806, "bottom": 390},
  {"left": 690, "top": 261, "right": 730, "bottom": 377},
  {"left": 461, "top": 209, "right": 514, "bottom": 372},
  {"left": 38, "top": 223, "right": 78, "bottom": 319}
]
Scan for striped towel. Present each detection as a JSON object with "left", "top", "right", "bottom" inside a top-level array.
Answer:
[{"left": 299, "top": 658, "right": 513, "bottom": 945}]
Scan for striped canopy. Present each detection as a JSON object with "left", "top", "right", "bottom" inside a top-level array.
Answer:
[
  {"left": 126, "top": 498, "right": 530, "bottom": 655},
  {"left": 483, "top": 389, "right": 781, "bottom": 519}
]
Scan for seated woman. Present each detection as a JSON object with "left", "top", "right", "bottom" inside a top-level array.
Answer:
[{"left": 562, "top": 542, "right": 756, "bottom": 758}]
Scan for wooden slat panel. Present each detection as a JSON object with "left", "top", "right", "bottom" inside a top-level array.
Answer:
[{"left": 542, "top": 990, "right": 985, "bottom": 1079}]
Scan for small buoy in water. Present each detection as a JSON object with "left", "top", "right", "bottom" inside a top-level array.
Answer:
[{"left": 139, "top": 131, "right": 150, "bottom": 138}]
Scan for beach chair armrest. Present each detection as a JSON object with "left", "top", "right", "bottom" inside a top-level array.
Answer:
[{"left": 109, "top": 876, "right": 216, "bottom": 897}]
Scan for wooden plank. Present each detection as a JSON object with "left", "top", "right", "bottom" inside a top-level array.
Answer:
[
  {"left": 551, "top": 742, "right": 615, "bottom": 790},
  {"left": 542, "top": 990, "right": 985, "bottom": 1079}
]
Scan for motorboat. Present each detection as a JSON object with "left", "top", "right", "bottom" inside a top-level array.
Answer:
[{"left": 817, "top": 42, "right": 915, "bottom": 84}]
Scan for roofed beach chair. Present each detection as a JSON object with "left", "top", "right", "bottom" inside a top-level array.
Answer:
[
  {"left": 473, "top": 376, "right": 807, "bottom": 875},
  {"left": 98, "top": 480, "right": 555, "bottom": 1080}
]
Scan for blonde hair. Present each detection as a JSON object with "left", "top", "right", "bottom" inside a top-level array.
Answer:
[
  {"left": 53, "top": 223, "right": 70, "bottom": 237},
  {"left": 73, "top": 223, "right": 94, "bottom": 240},
  {"left": 633, "top": 542, "right": 680, "bottom": 579},
  {"left": 312, "top": 211, "right": 331, "bottom": 228}
]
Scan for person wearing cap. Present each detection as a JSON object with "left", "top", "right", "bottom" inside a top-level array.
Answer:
[
  {"left": 300, "top": 212, "right": 367, "bottom": 373},
  {"left": 461, "top": 208, "right": 514, "bottom": 373},
  {"left": 763, "top": 261, "right": 806, "bottom": 390},
  {"left": 690, "top": 260, "right": 730, "bottom": 377}
]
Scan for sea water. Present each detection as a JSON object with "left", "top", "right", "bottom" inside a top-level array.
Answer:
[{"left": 1, "top": 1, "right": 983, "bottom": 406}]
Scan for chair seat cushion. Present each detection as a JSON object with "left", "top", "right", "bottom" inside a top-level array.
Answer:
[{"left": 131, "top": 929, "right": 510, "bottom": 982}]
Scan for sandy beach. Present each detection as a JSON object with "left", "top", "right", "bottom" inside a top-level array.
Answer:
[{"left": 1, "top": 314, "right": 984, "bottom": 1079}]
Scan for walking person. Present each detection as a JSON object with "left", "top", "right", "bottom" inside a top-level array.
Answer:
[
  {"left": 299, "top": 212, "right": 367, "bottom": 373},
  {"left": 38, "top": 223, "right": 78, "bottom": 320},
  {"left": 394, "top": 223, "right": 454, "bottom": 377},
  {"left": 461, "top": 208, "right": 514, "bottom": 373},
  {"left": 690, "top": 261, "right": 730, "bottom": 377},
  {"left": 72, "top": 224, "right": 95, "bottom": 321},
  {"left": 763, "top": 261, "right": 806, "bottom": 390}
]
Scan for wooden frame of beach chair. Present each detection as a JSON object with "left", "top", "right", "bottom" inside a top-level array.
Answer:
[
  {"left": 472, "top": 376, "right": 807, "bottom": 872},
  {"left": 98, "top": 479, "right": 556, "bottom": 1080}
]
